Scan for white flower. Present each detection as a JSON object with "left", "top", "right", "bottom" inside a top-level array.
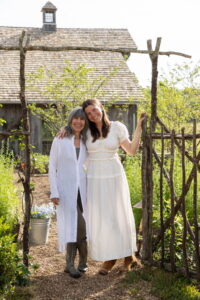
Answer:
[{"left": 31, "top": 203, "right": 55, "bottom": 219}]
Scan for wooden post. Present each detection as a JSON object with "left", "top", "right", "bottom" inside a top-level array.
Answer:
[
  {"left": 19, "top": 31, "right": 31, "bottom": 266},
  {"left": 142, "top": 118, "right": 153, "bottom": 261},
  {"left": 141, "top": 38, "right": 161, "bottom": 261},
  {"left": 160, "top": 126, "right": 165, "bottom": 266},
  {"left": 148, "top": 37, "right": 161, "bottom": 133},
  {"left": 141, "top": 118, "right": 148, "bottom": 258},
  {"left": 181, "top": 128, "right": 189, "bottom": 277},
  {"left": 192, "top": 119, "right": 200, "bottom": 279},
  {"left": 169, "top": 130, "right": 176, "bottom": 272}
]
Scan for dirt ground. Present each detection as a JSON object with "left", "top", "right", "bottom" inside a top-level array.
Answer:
[{"left": 28, "top": 175, "right": 158, "bottom": 300}]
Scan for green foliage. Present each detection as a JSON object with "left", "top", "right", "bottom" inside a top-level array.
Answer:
[
  {"left": 0, "top": 218, "right": 17, "bottom": 298},
  {"left": 151, "top": 270, "right": 200, "bottom": 300},
  {"left": 0, "top": 218, "right": 31, "bottom": 299},
  {"left": 123, "top": 153, "right": 142, "bottom": 206},
  {"left": 0, "top": 154, "right": 20, "bottom": 222},
  {"left": 27, "top": 61, "right": 119, "bottom": 135},
  {"left": 123, "top": 266, "right": 200, "bottom": 300},
  {"left": 31, "top": 153, "right": 49, "bottom": 174},
  {"left": 14, "top": 262, "right": 30, "bottom": 287},
  {"left": 123, "top": 152, "right": 143, "bottom": 230},
  {"left": 140, "top": 61, "right": 200, "bottom": 132},
  {"left": 5, "top": 286, "right": 34, "bottom": 300}
]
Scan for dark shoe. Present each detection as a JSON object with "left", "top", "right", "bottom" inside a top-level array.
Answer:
[
  {"left": 64, "top": 266, "right": 81, "bottom": 278},
  {"left": 77, "top": 240, "right": 88, "bottom": 273},
  {"left": 66, "top": 243, "right": 81, "bottom": 279},
  {"left": 99, "top": 259, "right": 117, "bottom": 275}
]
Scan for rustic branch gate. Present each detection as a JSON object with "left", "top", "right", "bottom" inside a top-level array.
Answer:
[
  {"left": 0, "top": 32, "right": 197, "bottom": 272},
  {"left": 141, "top": 38, "right": 200, "bottom": 279}
]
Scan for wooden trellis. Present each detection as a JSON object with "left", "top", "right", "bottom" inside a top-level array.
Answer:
[
  {"left": 141, "top": 38, "right": 200, "bottom": 279},
  {"left": 0, "top": 32, "right": 196, "bottom": 269}
]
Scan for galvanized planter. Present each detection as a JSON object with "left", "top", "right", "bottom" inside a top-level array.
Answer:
[{"left": 29, "top": 218, "right": 51, "bottom": 245}]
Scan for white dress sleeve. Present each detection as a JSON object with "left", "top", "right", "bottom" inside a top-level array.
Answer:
[
  {"left": 49, "top": 137, "right": 59, "bottom": 199},
  {"left": 115, "top": 121, "right": 129, "bottom": 144}
]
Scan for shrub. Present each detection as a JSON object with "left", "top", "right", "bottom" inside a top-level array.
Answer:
[
  {"left": 0, "top": 218, "right": 31, "bottom": 299},
  {"left": 0, "top": 218, "right": 18, "bottom": 298},
  {"left": 0, "top": 154, "right": 20, "bottom": 222}
]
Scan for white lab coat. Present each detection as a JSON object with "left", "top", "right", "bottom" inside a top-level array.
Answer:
[{"left": 49, "top": 136, "right": 87, "bottom": 252}]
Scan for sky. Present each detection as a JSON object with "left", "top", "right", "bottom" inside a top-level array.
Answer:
[{"left": 0, "top": 0, "right": 199, "bottom": 87}]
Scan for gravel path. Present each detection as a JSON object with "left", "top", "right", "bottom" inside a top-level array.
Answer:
[{"left": 29, "top": 175, "right": 158, "bottom": 300}]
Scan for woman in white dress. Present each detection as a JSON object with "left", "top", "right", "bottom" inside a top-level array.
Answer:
[
  {"left": 82, "top": 99, "right": 145, "bottom": 275},
  {"left": 49, "top": 107, "right": 88, "bottom": 278}
]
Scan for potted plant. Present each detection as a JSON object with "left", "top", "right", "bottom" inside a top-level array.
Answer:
[{"left": 29, "top": 203, "right": 55, "bottom": 245}]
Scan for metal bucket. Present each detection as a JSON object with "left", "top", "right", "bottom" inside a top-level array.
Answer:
[{"left": 29, "top": 218, "right": 51, "bottom": 245}]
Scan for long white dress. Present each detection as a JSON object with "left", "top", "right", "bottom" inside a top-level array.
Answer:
[{"left": 86, "top": 121, "right": 137, "bottom": 261}]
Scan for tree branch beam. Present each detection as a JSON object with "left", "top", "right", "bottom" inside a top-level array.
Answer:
[
  {"left": 0, "top": 45, "right": 191, "bottom": 58},
  {"left": 0, "top": 131, "right": 30, "bottom": 136}
]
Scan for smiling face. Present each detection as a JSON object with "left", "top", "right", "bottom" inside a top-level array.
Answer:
[
  {"left": 71, "top": 117, "right": 85, "bottom": 135},
  {"left": 84, "top": 104, "right": 103, "bottom": 125}
]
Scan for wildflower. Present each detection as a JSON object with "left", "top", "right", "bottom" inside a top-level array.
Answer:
[{"left": 31, "top": 203, "right": 55, "bottom": 219}]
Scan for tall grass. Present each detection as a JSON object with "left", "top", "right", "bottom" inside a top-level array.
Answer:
[{"left": 0, "top": 152, "right": 20, "bottom": 223}]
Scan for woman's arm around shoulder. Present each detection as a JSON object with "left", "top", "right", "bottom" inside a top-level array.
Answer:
[
  {"left": 56, "top": 127, "right": 67, "bottom": 139},
  {"left": 120, "top": 113, "right": 146, "bottom": 156}
]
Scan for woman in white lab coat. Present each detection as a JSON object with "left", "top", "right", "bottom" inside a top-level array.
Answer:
[{"left": 49, "top": 107, "right": 88, "bottom": 278}]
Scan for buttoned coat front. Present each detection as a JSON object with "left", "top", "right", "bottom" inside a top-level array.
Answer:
[{"left": 49, "top": 136, "right": 87, "bottom": 252}]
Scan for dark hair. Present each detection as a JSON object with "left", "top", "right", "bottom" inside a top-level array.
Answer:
[
  {"left": 82, "top": 99, "right": 110, "bottom": 142},
  {"left": 65, "top": 107, "right": 88, "bottom": 143}
]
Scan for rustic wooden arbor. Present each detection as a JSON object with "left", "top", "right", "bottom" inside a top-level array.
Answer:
[
  {"left": 141, "top": 38, "right": 200, "bottom": 279},
  {"left": 0, "top": 32, "right": 198, "bottom": 274}
]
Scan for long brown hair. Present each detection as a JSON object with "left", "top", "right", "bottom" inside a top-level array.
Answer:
[{"left": 82, "top": 99, "right": 110, "bottom": 142}]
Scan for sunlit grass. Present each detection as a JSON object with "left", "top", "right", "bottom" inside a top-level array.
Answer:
[{"left": 123, "top": 266, "right": 200, "bottom": 300}]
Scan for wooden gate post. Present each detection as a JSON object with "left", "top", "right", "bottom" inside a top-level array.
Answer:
[
  {"left": 141, "top": 118, "right": 153, "bottom": 261},
  {"left": 141, "top": 38, "right": 161, "bottom": 261},
  {"left": 19, "top": 31, "right": 32, "bottom": 266}
]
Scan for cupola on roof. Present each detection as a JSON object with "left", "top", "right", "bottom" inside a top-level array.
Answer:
[
  {"left": 41, "top": 1, "right": 57, "bottom": 32},
  {"left": 41, "top": 1, "right": 57, "bottom": 11}
]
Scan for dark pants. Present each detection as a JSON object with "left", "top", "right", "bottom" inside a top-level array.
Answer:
[
  {"left": 76, "top": 190, "right": 86, "bottom": 243},
  {"left": 66, "top": 190, "right": 87, "bottom": 271}
]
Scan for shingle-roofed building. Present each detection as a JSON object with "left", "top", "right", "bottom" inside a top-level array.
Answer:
[
  {"left": 0, "top": 2, "right": 144, "bottom": 154},
  {"left": 0, "top": 27, "right": 137, "bottom": 57}
]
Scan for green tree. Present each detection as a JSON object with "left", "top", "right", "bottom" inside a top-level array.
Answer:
[
  {"left": 140, "top": 61, "right": 200, "bottom": 132},
  {"left": 27, "top": 60, "right": 118, "bottom": 136}
]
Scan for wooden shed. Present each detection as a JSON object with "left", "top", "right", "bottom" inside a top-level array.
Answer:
[{"left": 0, "top": 2, "right": 143, "bottom": 154}]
